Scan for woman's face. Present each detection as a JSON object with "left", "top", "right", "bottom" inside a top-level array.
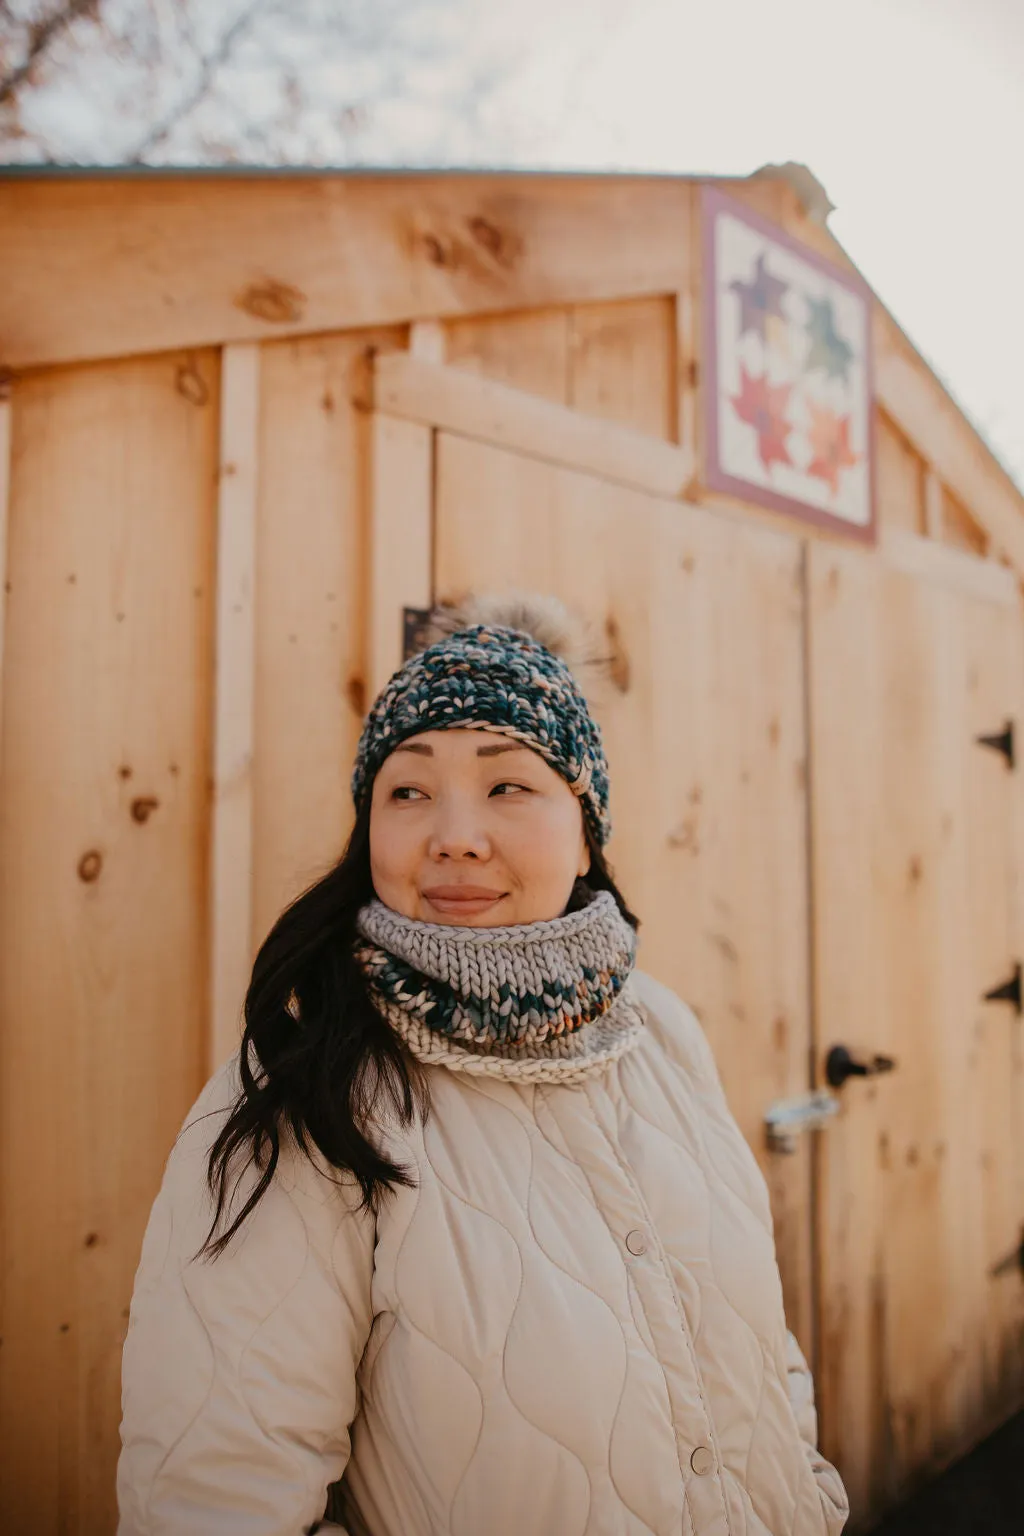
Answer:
[{"left": 369, "top": 728, "right": 591, "bottom": 926}]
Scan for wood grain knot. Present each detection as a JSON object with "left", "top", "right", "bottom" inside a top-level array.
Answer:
[
  {"left": 347, "top": 676, "right": 367, "bottom": 716},
  {"left": 77, "top": 850, "right": 103, "bottom": 883},
  {"left": 667, "top": 817, "right": 700, "bottom": 854},
  {"left": 604, "top": 614, "right": 631, "bottom": 693},
  {"left": 131, "top": 796, "right": 160, "bottom": 823},
  {"left": 174, "top": 358, "right": 209, "bottom": 407},
  {"left": 467, "top": 216, "right": 523, "bottom": 270},
  {"left": 420, "top": 231, "right": 455, "bottom": 268},
  {"left": 236, "top": 278, "right": 306, "bottom": 324}
]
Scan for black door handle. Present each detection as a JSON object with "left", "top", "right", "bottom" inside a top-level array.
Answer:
[{"left": 825, "top": 1044, "right": 898, "bottom": 1089}]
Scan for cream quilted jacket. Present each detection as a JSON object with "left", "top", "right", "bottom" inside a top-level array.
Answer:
[{"left": 117, "top": 970, "right": 849, "bottom": 1536}]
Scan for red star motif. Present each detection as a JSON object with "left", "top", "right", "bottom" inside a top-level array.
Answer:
[
  {"left": 729, "top": 366, "right": 794, "bottom": 472},
  {"left": 805, "top": 400, "right": 860, "bottom": 495}
]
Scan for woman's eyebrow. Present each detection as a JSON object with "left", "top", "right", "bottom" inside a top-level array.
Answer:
[{"left": 391, "top": 741, "right": 528, "bottom": 758}]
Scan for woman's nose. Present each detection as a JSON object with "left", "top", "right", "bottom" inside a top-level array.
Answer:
[{"left": 427, "top": 801, "right": 492, "bottom": 859}]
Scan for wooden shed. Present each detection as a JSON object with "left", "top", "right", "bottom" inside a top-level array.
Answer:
[{"left": 1, "top": 165, "right": 1023, "bottom": 1534}]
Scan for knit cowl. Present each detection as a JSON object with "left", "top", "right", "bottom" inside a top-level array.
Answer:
[{"left": 354, "top": 888, "right": 647, "bottom": 1085}]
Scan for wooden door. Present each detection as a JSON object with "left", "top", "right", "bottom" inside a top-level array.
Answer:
[
  {"left": 808, "top": 536, "right": 1024, "bottom": 1524},
  {"left": 426, "top": 420, "right": 818, "bottom": 1353}
]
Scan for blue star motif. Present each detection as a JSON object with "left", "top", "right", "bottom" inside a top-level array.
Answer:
[{"left": 804, "top": 296, "right": 855, "bottom": 383}]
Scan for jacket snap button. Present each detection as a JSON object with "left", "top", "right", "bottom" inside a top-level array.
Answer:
[
  {"left": 625, "top": 1229, "right": 648, "bottom": 1256},
  {"left": 690, "top": 1445, "right": 715, "bottom": 1476}
]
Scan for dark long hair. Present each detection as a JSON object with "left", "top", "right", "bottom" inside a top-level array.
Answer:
[{"left": 198, "top": 799, "right": 639, "bottom": 1259}]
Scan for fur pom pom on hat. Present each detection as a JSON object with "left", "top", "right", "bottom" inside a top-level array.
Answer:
[{"left": 351, "top": 592, "right": 614, "bottom": 845}]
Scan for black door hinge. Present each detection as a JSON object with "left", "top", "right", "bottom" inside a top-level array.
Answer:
[{"left": 975, "top": 719, "right": 1015, "bottom": 768}]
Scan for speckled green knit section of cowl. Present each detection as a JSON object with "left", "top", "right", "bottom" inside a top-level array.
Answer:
[{"left": 354, "top": 889, "right": 636, "bottom": 1051}]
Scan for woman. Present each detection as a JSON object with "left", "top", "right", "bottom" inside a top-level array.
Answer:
[{"left": 117, "top": 593, "right": 849, "bottom": 1536}]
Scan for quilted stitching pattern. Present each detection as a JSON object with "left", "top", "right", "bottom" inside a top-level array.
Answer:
[{"left": 117, "top": 974, "right": 848, "bottom": 1536}]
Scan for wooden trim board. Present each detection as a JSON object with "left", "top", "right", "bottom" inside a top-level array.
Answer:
[
  {"left": 874, "top": 330, "right": 1024, "bottom": 576},
  {"left": 209, "top": 342, "right": 260, "bottom": 1072},
  {"left": 367, "top": 413, "right": 433, "bottom": 700},
  {"left": 0, "top": 174, "right": 692, "bottom": 371},
  {"left": 373, "top": 351, "right": 695, "bottom": 498},
  {"left": 879, "top": 526, "right": 1019, "bottom": 606},
  {"left": 0, "top": 378, "right": 10, "bottom": 762}
]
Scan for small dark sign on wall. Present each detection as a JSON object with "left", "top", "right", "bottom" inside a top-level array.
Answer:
[
  {"left": 402, "top": 606, "right": 434, "bottom": 661},
  {"left": 701, "top": 186, "right": 876, "bottom": 542}
]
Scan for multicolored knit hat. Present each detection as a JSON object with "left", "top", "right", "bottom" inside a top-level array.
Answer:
[{"left": 351, "top": 597, "right": 612, "bottom": 845}]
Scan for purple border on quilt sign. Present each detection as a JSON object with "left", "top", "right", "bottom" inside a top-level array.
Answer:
[{"left": 700, "top": 184, "right": 878, "bottom": 544}]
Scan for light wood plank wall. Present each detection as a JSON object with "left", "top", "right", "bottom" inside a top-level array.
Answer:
[
  {"left": 0, "top": 352, "right": 219, "bottom": 1533},
  {"left": 443, "top": 291, "right": 998, "bottom": 567},
  {"left": 251, "top": 327, "right": 402, "bottom": 950},
  {"left": 0, "top": 327, "right": 396, "bottom": 1532},
  {"left": 445, "top": 297, "right": 676, "bottom": 444}
]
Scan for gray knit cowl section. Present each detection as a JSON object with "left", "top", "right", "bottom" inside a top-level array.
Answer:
[{"left": 354, "top": 889, "right": 647, "bottom": 1085}]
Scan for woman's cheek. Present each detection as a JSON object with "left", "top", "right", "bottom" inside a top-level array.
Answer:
[{"left": 372, "top": 811, "right": 421, "bottom": 886}]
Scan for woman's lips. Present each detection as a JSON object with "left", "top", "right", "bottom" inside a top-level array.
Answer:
[{"left": 422, "top": 886, "right": 507, "bottom": 915}]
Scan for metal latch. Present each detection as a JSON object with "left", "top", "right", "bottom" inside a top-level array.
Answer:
[{"left": 764, "top": 1089, "right": 841, "bottom": 1154}]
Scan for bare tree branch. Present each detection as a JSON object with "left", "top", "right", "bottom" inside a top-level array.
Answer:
[
  {"left": 0, "top": 0, "right": 98, "bottom": 105},
  {"left": 0, "top": 0, "right": 520, "bottom": 167},
  {"left": 124, "top": 0, "right": 269, "bottom": 162}
]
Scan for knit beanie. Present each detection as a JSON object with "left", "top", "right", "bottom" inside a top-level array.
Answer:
[{"left": 351, "top": 594, "right": 613, "bottom": 846}]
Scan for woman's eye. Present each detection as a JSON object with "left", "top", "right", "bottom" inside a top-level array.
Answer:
[
  {"left": 491, "top": 782, "right": 530, "bottom": 796},
  {"left": 391, "top": 786, "right": 426, "bottom": 801}
]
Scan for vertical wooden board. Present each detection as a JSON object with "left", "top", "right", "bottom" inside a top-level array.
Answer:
[
  {"left": 676, "top": 184, "right": 701, "bottom": 457},
  {"left": 443, "top": 306, "right": 571, "bottom": 402},
  {"left": 367, "top": 414, "right": 433, "bottom": 701},
  {"left": 808, "top": 541, "right": 912, "bottom": 1517},
  {"left": 876, "top": 410, "right": 926, "bottom": 535},
  {"left": 0, "top": 378, "right": 10, "bottom": 744},
  {"left": 808, "top": 542, "right": 1024, "bottom": 1523},
  {"left": 942, "top": 486, "right": 988, "bottom": 557},
  {"left": 1004, "top": 596, "right": 1024, "bottom": 1417},
  {"left": 251, "top": 329, "right": 402, "bottom": 951},
  {"left": 880, "top": 583, "right": 975, "bottom": 1478},
  {"left": 568, "top": 296, "right": 677, "bottom": 441},
  {"left": 0, "top": 352, "right": 217, "bottom": 1533},
  {"left": 960, "top": 595, "right": 1024, "bottom": 1426},
  {"left": 434, "top": 432, "right": 815, "bottom": 1351},
  {"left": 209, "top": 342, "right": 259, "bottom": 1071}
]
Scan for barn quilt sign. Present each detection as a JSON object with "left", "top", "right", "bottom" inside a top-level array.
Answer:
[{"left": 701, "top": 186, "right": 876, "bottom": 541}]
